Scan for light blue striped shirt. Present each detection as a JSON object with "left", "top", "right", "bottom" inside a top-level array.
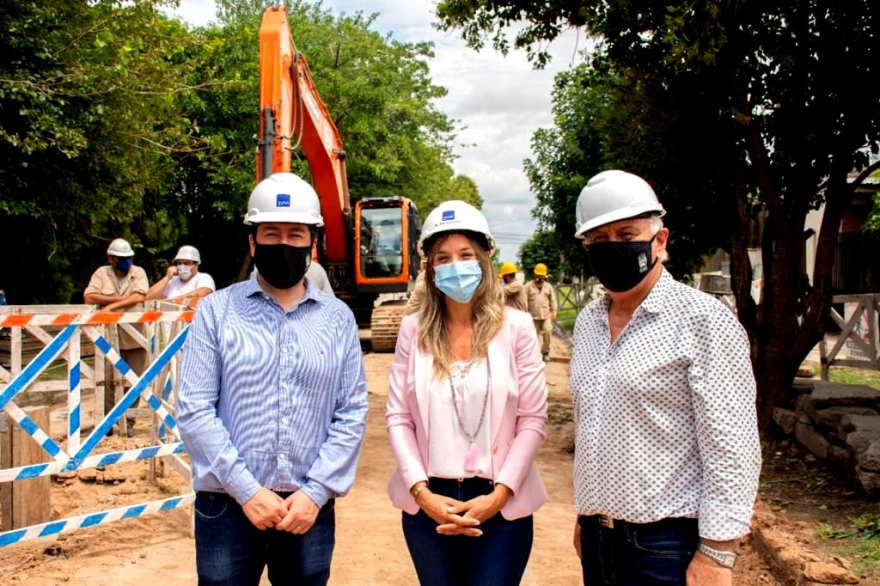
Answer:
[{"left": 177, "top": 276, "right": 368, "bottom": 507}]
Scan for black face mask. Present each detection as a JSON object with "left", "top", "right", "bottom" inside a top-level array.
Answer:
[
  {"left": 586, "top": 236, "right": 658, "bottom": 293},
  {"left": 253, "top": 243, "right": 312, "bottom": 290}
]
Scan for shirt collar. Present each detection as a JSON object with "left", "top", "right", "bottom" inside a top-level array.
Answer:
[
  {"left": 245, "top": 272, "right": 324, "bottom": 308},
  {"left": 640, "top": 267, "right": 674, "bottom": 314}
]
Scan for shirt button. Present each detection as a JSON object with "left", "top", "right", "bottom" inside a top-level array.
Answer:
[
  {"left": 278, "top": 453, "right": 287, "bottom": 460},
  {"left": 281, "top": 347, "right": 289, "bottom": 354},
  {"left": 281, "top": 417, "right": 289, "bottom": 425}
]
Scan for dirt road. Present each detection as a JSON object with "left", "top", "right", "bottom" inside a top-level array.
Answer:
[{"left": 0, "top": 347, "right": 774, "bottom": 584}]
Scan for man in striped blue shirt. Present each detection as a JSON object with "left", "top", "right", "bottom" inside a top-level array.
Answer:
[{"left": 177, "top": 172, "right": 368, "bottom": 585}]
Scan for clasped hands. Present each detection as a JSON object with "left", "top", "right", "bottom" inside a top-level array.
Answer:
[
  {"left": 416, "top": 484, "right": 512, "bottom": 537},
  {"left": 242, "top": 487, "right": 319, "bottom": 534}
]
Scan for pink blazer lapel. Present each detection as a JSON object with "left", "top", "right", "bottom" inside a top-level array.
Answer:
[
  {"left": 414, "top": 336, "right": 434, "bottom": 435},
  {"left": 488, "top": 322, "right": 512, "bottom": 444}
]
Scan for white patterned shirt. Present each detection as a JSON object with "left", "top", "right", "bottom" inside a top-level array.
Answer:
[{"left": 570, "top": 269, "right": 761, "bottom": 541}]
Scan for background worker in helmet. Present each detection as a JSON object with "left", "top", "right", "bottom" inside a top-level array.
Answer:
[
  {"left": 524, "top": 263, "right": 557, "bottom": 362},
  {"left": 569, "top": 170, "right": 760, "bottom": 586},
  {"left": 145, "top": 245, "right": 216, "bottom": 305},
  {"left": 176, "top": 172, "right": 367, "bottom": 585},
  {"left": 499, "top": 262, "right": 528, "bottom": 312},
  {"left": 387, "top": 200, "right": 548, "bottom": 586},
  {"left": 84, "top": 237, "right": 150, "bottom": 435}
]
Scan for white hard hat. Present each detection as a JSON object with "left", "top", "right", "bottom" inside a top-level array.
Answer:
[
  {"left": 244, "top": 172, "right": 324, "bottom": 226},
  {"left": 174, "top": 245, "right": 201, "bottom": 263},
  {"left": 418, "top": 200, "right": 495, "bottom": 258},
  {"left": 574, "top": 170, "right": 665, "bottom": 238},
  {"left": 107, "top": 238, "right": 134, "bottom": 257}
]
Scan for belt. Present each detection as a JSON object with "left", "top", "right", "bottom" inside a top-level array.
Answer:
[
  {"left": 585, "top": 514, "right": 698, "bottom": 532},
  {"left": 597, "top": 514, "right": 617, "bottom": 529}
]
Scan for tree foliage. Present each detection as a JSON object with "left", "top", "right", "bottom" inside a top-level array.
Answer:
[
  {"left": 518, "top": 230, "right": 561, "bottom": 281},
  {"left": 1, "top": 0, "right": 480, "bottom": 302},
  {"left": 0, "top": 0, "right": 201, "bottom": 303},
  {"left": 438, "top": 0, "right": 880, "bottom": 430},
  {"left": 164, "top": 0, "right": 480, "bottom": 284}
]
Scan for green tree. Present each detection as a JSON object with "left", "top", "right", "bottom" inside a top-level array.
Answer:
[
  {"left": 167, "top": 0, "right": 480, "bottom": 284},
  {"left": 0, "top": 0, "right": 201, "bottom": 303},
  {"left": 437, "top": 0, "right": 880, "bottom": 430},
  {"left": 525, "top": 62, "right": 736, "bottom": 283},
  {"left": 523, "top": 65, "right": 599, "bottom": 281},
  {"left": 518, "top": 230, "right": 560, "bottom": 282}
]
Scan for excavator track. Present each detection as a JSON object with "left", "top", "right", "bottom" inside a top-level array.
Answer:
[{"left": 370, "top": 302, "right": 407, "bottom": 353}]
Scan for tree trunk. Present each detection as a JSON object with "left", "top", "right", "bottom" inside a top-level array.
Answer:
[{"left": 750, "top": 173, "right": 855, "bottom": 432}]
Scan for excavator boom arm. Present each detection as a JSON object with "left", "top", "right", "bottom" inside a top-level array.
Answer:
[{"left": 258, "top": 6, "right": 350, "bottom": 264}]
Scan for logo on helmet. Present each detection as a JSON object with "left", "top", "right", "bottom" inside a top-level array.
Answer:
[
  {"left": 276, "top": 194, "right": 291, "bottom": 207},
  {"left": 441, "top": 210, "right": 455, "bottom": 221}
]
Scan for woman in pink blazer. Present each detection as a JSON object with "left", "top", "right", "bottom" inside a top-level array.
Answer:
[{"left": 387, "top": 200, "right": 548, "bottom": 586}]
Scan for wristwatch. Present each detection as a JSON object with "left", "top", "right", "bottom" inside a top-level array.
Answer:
[{"left": 697, "top": 543, "right": 737, "bottom": 569}]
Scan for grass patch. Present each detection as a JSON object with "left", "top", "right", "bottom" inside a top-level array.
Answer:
[
  {"left": 557, "top": 308, "right": 578, "bottom": 332},
  {"left": 828, "top": 367, "right": 880, "bottom": 390},
  {"left": 817, "top": 513, "right": 880, "bottom": 578},
  {"left": 40, "top": 361, "right": 69, "bottom": 381},
  {"left": 762, "top": 439, "right": 880, "bottom": 580}
]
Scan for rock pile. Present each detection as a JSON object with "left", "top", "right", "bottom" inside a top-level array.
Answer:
[{"left": 774, "top": 379, "right": 880, "bottom": 495}]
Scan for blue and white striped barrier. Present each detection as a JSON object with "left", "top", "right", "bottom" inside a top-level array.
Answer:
[
  {"left": 0, "top": 493, "right": 196, "bottom": 547},
  {"left": 0, "top": 442, "right": 187, "bottom": 483},
  {"left": 0, "top": 308, "right": 194, "bottom": 547}
]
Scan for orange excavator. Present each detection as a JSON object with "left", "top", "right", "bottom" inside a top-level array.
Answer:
[{"left": 256, "top": 6, "right": 421, "bottom": 351}]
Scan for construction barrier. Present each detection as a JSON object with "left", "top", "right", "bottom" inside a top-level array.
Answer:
[{"left": 0, "top": 303, "right": 195, "bottom": 546}]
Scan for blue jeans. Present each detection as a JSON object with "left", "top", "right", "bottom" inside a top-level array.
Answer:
[
  {"left": 402, "top": 477, "right": 534, "bottom": 586},
  {"left": 578, "top": 515, "right": 699, "bottom": 585},
  {"left": 194, "top": 491, "right": 335, "bottom": 585}
]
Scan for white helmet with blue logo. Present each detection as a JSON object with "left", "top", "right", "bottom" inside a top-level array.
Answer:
[
  {"left": 418, "top": 200, "right": 494, "bottom": 258},
  {"left": 244, "top": 172, "right": 324, "bottom": 226}
]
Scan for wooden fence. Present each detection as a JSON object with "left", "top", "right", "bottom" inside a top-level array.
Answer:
[{"left": 820, "top": 294, "right": 880, "bottom": 380}]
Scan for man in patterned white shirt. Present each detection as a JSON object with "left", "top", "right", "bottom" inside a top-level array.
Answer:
[{"left": 569, "top": 170, "right": 761, "bottom": 585}]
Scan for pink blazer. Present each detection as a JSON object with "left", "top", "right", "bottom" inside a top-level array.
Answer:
[{"left": 386, "top": 308, "right": 548, "bottom": 520}]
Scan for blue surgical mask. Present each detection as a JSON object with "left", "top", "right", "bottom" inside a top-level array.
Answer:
[
  {"left": 115, "top": 258, "right": 133, "bottom": 274},
  {"left": 434, "top": 260, "right": 483, "bottom": 303}
]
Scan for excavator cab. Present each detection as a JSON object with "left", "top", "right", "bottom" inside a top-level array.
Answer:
[{"left": 354, "top": 197, "right": 421, "bottom": 293}]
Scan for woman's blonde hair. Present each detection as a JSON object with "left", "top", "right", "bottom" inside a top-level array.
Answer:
[{"left": 417, "top": 231, "right": 504, "bottom": 378}]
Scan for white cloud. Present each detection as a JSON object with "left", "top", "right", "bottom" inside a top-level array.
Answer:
[
  {"left": 165, "top": 0, "right": 217, "bottom": 27},
  {"left": 168, "top": 0, "right": 584, "bottom": 262}
]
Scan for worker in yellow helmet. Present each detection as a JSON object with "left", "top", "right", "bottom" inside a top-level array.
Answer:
[
  {"left": 499, "top": 262, "right": 528, "bottom": 312},
  {"left": 524, "top": 263, "right": 557, "bottom": 362}
]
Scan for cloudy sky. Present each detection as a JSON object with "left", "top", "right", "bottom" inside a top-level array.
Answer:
[{"left": 168, "top": 1, "right": 584, "bottom": 263}]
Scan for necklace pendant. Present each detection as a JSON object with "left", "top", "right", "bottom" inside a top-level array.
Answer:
[{"left": 464, "top": 442, "right": 479, "bottom": 472}]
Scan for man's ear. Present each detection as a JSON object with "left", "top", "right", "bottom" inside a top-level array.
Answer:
[{"left": 654, "top": 227, "right": 670, "bottom": 256}]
